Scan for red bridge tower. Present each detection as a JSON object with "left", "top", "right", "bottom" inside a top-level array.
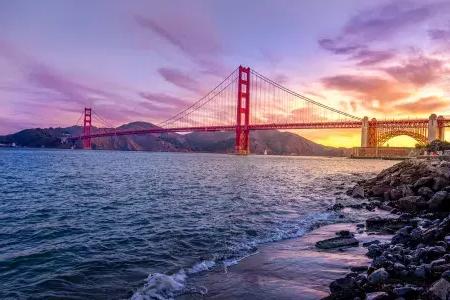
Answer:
[
  {"left": 235, "top": 66, "right": 250, "bottom": 155},
  {"left": 83, "top": 107, "right": 92, "bottom": 149}
]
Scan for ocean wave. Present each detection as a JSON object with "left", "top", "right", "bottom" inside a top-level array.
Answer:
[{"left": 131, "top": 211, "right": 339, "bottom": 300}]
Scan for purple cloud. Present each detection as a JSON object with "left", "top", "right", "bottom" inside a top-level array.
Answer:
[
  {"left": 342, "top": 1, "right": 434, "bottom": 42},
  {"left": 429, "top": 28, "right": 450, "bottom": 40},
  {"left": 383, "top": 56, "right": 445, "bottom": 87},
  {"left": 139, "top": 92, "right": 188, "bottom": 108},
  {"left": 318, "top": 38, "right": 362, "bottom": 55},
  {"left": 352, "top": 49, "right": 395, "bottom": 66},
  {"left": 158, "top": 68, "right": 202, "bottom": 93},
  {"left": 135, "top": 15, "right": 226, "bottom": 76},
  {"left": 318, "top": 1, "right": 450, "bottom": 66}
]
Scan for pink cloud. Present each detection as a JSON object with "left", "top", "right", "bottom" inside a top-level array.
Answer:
[
  {"left": 157, "top": 68, "right": 202, "bottom": 93},
  {"left": 322, "top": 74, "right": 411, "bottom": 104},
  {"left": 135, "top": 14, "right": 226, "bottom": 75},
  {"left": 139, "top": 92, "right": 188, "bottom": 108},
  {"left": 394, "top": 96, "right": 449, "bottom": 114},
  {"left": 383, "top": 56, "right": 446, "bottom": 86}
]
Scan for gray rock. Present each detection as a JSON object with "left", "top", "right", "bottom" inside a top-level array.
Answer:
[
  {"left": 414, "top": 176, "right": 434, "bottom": 189},
  {"left": 417, "top": 186, "right": 434, "bottom": 199},
  {"left": 429, "top": 278, "right": 450, "bottom": 300},
  {"left": 393, "top": 286, "right": 422, "bottom": 298},
  {"left": 315, "top": 236, "right": 359, "bottom": 249},
  {"left": 351, "top": 265, "right": 369, "bottom": 272},
  {"left": 335, "top": 230, "right": 354, "bottom": 237},
  {"left": 366, "top": 292, "right": 390, "bottom": 300},
  {"left": 431, "top": 259, "right": 447, "bottom": 268},
  {"left": 352, "top": 185, "right": 365, "bottom": 198},
  {"left": 363, "top": 240, "right": 380, "bottom": 247},
  {"left": 442, "top": 270, "right": 450, "bottom": 281},
  {"left": 396, "top": 196, "right": 427, "bottom": 213},
  {"left": 367, "top": 244, "right": 383, "bottom": 258},
  {"left": 368, "top": 268, "right": 389, "bottom": 285},
  {"left": 433, "top": 177, "right": 450, "bottom": 191},
  {"left": 428, "top": 191, "right": 448, "bottom": 210},
  {"left": 329, "top": 276, "right": 365, "bottom": 299},
  {"left": 366, "top": 216, "right": 417, "bottom": 233},
  {"left": 390, "top": 188, "right": 403, "bottom": 201},
  {"left": 414, "top": 265, "right": 427, "bottom": 278}
]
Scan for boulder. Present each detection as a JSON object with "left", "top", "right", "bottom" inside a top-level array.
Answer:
[
  {"left": 428, "top": 191, "right": 448, "bottom": 210},
  {"left": 371, "top": 184, "right": 391, "bottom": 197},
  {"left": 335, "top": 230, "right": 354, "bottom": 238},
  {"left": 414, "top": 264, "right": 428, "bottom": 278},
  {"left": 365, "top": 292, "right": 390, "bottom": 300},
  {"left": 433, "top": 177, "right": 450, "bottom": 191},
  {"left": 389, "top": 188, "right": 403, "bottom": 201},
  {"left": 395, "top": 196, "right": 427, "bottom": 213},
  {"left": 329, "top": 276, "right": 365, "bottom": 299},
  {"left": 428, "top": 278, "right": 450, "bottom": 300},
  {"left": 393, "top": 286, "right": 422, "bottom": 298},
  {"left": 352, "top": 185, "right": 365, "bottom": 198},
  {"left": 414, "top": 176, "right": 434, "bottom": 189},
  {"left": 417, "top": 186, "right": 434, "bottom": 199},
  {"left": 366, "top": 216, "right": 418, "bottom": 233},
  {"left": 350, "top": 265, "right": 368, "bottom": 272},
  {"left": 368, "top": 268, "right": 389, "bottom": 285},
  {"left": 315, "top": 236, "right": 359, "bottom": 249}
]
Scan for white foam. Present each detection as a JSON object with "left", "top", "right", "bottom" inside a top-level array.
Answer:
[
  {"left": 131, "top": 260, "right": 215, "bottom": 300},
  {"left": 188, "top": 260, "right": 215, "bottom": 274},
  {"left": 131, "top": 270, "right": 186, "bottom": 300}
]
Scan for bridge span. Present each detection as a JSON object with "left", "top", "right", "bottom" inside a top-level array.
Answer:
[{"left": 69, "top": 66, "right": 449, "bottom": 154}]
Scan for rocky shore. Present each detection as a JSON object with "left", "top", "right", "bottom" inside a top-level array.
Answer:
[{"left": 322, "top": 159, "right": 450, "bottom": 300}]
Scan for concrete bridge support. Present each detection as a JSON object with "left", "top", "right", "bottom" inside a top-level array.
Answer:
[
  {"left": 428, "top": 114, "right": 438, "bottom": 143},
  {"left": 361, "top": 116, "right": 369, "bottom": 147}
]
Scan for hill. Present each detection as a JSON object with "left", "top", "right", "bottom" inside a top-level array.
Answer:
[{"left": 0, "top": 122, "right": 347, "bottom": 156}]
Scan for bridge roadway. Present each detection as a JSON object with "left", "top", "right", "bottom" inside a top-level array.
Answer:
[{"left": 70, "top": 118, "right": 450, "bottom": 141}]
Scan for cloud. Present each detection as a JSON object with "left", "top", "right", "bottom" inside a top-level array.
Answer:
[
  {"left": 157, "top": 68, "right": 202, "bottom": 93},
  {"left": 321, "top": 74, "right": 410, "bottom": 105},
  {"left": 318, "top": 1, "right": 450, "bottom": 66},
  {"left": 139, "top": 91, "right": 187, "bottom": 108},
  {"left": 135, "top": 14, "right": 226, "bottom": 75},
  {"left": 383, "top": 56, "right": 445, "bottom": 87},
  {"left": 318, "top": 38, "right": 362, "bottom": 55},
  {"left": 429, "top": 28, "right": 450, "bottom": 41},
  {"left": 394, "top": 96, "right": 449, "bottom": 114},
  {"left": 353, "top": 49, "right": 396, "bottom": 66},
  {"left": 341, "top": 1, "right": 434, "bottom": 42}
]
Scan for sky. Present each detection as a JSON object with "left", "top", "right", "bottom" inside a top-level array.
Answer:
[{"left": 1, "top": 0, "right": 450, "bottom": 146}]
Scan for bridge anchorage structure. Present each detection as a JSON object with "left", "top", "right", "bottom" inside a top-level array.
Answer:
[{"left": 70, "top": 65, "right": 449, "bottom": 153}]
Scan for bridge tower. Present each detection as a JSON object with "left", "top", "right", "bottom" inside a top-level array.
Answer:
[
  {"left": 367, "top": 118, "right": 378, "bottom": 147},
  {"left": 235, "top": 66, "right": 250, "bottom": 155},
  {"left": 83, "top": 107, "right": 92, "bottom": 149},
  {"left": 428, "top": 114, "right": 438, "bottom": 143},
  {"left": 438, "top": 115, "right": 445, "bottom": 141}
]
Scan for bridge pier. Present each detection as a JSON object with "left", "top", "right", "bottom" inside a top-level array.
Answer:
[
  {"left": 361, "top": 116, "right": 369, "bottom": 147},
  {"left": 428, "top": 114, "right": 438, "bottom": 143}
]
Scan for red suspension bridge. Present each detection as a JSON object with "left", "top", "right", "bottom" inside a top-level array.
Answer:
[{"left": 69, "top": 66, "right": 449, "bottom": 154}]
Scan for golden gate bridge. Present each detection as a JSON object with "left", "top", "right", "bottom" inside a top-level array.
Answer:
[{"left": 69, "top": 66, "right": 450, "bottom": 154}]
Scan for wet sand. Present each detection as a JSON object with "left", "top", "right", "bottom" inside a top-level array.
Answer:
[{"left": 180, "top": 223, "right": 391, "bottom": 300}]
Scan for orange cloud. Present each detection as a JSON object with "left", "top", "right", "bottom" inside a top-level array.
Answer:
[{"left": 394, "top": 96, "right": 449, "bottom": 114}]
